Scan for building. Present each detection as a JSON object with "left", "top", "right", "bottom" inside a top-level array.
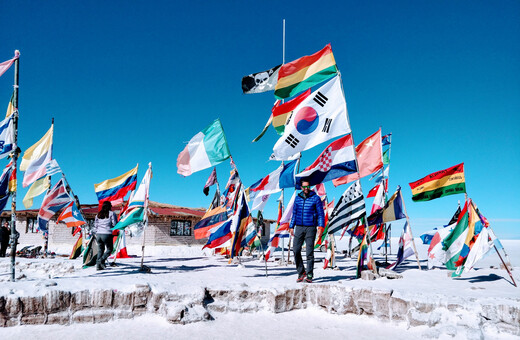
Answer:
[{"left": 1, "top": 201, "right": 272, "bottom": 251}]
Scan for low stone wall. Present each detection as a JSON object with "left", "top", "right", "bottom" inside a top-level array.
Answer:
[{"left": 1, "top": 284, "right": 519, "bottom": 337}]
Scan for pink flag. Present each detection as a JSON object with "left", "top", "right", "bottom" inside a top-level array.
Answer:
[{"left": 0, "top": 53, "right": 18, "bottom": 78}]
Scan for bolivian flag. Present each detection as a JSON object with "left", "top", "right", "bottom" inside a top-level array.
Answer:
[
  {"left": 275, "top": 44, "right": 338, "bottom": 99},
  {"left": 409, "top": 163, "right": 466, "bottom": 202}
]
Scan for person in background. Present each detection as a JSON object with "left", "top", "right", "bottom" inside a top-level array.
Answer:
[
  {"left": 289, "top": 180, "right": 325, "bottom": 283},
  {"left": 0, "top": 221, "right": 11, "bottom": 257},
  {"left": 95, "top": 201, "right": 117, "bottom": 270}
]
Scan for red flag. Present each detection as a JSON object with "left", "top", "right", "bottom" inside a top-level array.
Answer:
[
  {"left": 333, "top": 129, "right": 383, "bottom": 186},
  {"left": 366, "top": 178, "right": 388, "bottom": 198}
]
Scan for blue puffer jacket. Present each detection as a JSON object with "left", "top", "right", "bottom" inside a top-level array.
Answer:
[{"left": 289, "top": 190, "right": 325, "bottom": 229}]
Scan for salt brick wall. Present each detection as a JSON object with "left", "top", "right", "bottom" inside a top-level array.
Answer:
[{"left": 13, "top": 216, "right": 271, "bottom": 248}]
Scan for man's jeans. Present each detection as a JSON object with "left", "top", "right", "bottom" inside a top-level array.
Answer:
[{"left": 292, "top": 226, "right": 317, "bottom": 277}]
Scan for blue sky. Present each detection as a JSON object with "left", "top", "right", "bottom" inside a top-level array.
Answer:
[{"left": 1, "top": 1, "right": 519, "bottom": 239}]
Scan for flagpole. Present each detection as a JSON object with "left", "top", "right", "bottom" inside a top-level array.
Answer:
[
  {"left": 9, "top": 50, "right": 20, "bottom": 282},
  {"left": 337, "top": 72, "right": 377, "bottom": 275},
  {"left": 384, "top": 133, "right": 392, "bottom": 259},
  {"left": 61, "top": 172, "right": 85, "bottom": 254},
  {"left": 139, "top": 162, "right": 152, "bottom": 272},
  {"left": 400, "top": 187, "right": 422, "bottom": 270},
  {"left": 468, "top": 200, "right": 516, "bottom": 287}
]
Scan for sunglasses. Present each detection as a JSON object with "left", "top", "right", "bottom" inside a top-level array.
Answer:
[{"left": 301, "top": 185, "right": 311, "bottom": 189}]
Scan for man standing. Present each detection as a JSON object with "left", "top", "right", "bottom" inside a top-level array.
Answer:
[{"left": 289, "top": 180, "right": 325, "bottom": 283}]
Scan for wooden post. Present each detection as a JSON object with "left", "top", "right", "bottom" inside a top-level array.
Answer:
[{"left": 9, "top": 50, "right": 20, "bottom": 282}]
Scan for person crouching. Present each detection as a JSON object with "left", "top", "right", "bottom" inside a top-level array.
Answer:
[{"left": 289, "top": 180, "right": 325, "bottom": 283}]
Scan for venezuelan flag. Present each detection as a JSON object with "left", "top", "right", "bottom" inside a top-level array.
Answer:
[{"left": 94, "top": 165, "right": 138, "bottom": 206}]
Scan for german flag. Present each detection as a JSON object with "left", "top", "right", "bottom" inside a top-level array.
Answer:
[
  {"left": 409, "top": 163, "right": 466, "bottom": 202},
  {"left": 274, "top": 44, "right": 337, "bottom": 99}
]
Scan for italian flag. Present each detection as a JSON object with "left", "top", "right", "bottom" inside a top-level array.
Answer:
[
  {"left": 274, "top": 44, "right": 338, "bottom": 99},
  {"left": 409, "top": 163, "right": 466, "bottom": 202},
  {"left": 177, "top": 119, "right": 231, "bottom": 176}
]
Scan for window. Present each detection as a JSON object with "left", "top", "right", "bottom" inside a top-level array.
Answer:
[
  {"left": 170, "top": 220, "right": 191, "bottom": 236},
  {"left": 26, "top": 218, "right": 37, "bottom": 233}
]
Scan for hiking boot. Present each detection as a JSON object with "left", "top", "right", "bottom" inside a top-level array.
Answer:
[
  {"left": 305, "top": 275, "right": 313, "bottom": 283},
  {"left": 96, "top": 265, "right": 104, "bottom": 271},
  {"left": 296, "top": 271, "right": 306, "bottom": 283}
]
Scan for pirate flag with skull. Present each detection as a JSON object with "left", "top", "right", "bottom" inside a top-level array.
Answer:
[{"left": 242, "top": 64, "right": 281, "bottom": 94}]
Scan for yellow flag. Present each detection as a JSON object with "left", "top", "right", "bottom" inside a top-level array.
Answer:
[
  {"left": 23, "top": 177, "right": 50, "bottom": 209},
  {"left": 5, "top": 92, "right": 14, "bottom": 118},
  {"left": 20, "top": 124, "right": 53, "bottom": 172}
]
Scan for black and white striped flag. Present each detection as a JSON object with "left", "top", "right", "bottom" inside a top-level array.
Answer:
[{"left": 328, "top": 180, "right": 366, "bottom": 234}]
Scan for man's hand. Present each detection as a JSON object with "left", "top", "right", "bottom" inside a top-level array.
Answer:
[
  {"left": 316, "top": 227, "right": 325, "bottom": 241},
  {"left": 289, "top": 228, "right": 294, "bottom": 236}
]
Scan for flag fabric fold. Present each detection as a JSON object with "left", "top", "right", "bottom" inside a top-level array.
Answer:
[
  {"left": 409, "top": 163, "right": 466, "bottom": 202},
  {"left": 271, "top": 76, "right": 350, "bottom": 160},
  {"left": 387, "top": 221, "right": 415, "bottom": 270},
  {"left": 57, "top": 201, "right": 86, "bottom": 228},
  {"left": 37, "top": 179, "right": 72, "bottom": 234},
  {"left": 177, "top": 119, "right": 231, "bottom": 176},
  {"left": 242, "top": 65, "right": 281, "bottom": 94},
  {"left": 20, "top": 124, "right": 53, "bottom": 188},
  {"left": 203, "top": 167, "right": 218, "bottom": 196},
  {"left": 0, "top": 55, "right": 18, "bottom": 78},
  {"left": 45, "top": 159, "right": 62, "bottom": 176},
  {"left": 295, "top": 134, "right": 357, "bottom": 186},
  {"left": 94, "top": 165, "right": 138, "bottom": 207},
  {"left": 367, "top": 187, "right": 406, "bottom": 226},
  {"left": 0, "top": 163, "right": 14, "bottom": 211},
  {"left": 275, "top": 44, "right": 338, "bottom": 99},
  {"left": 112, "top": 164, "right": 152, "bottom": 231},
  {"left": 271, "top": 89, "right": 311, "bottom": 135},
  {"left": 327, "top": 180, "right": 366, "bottom": 235},
  {"left": 0, "top": 116, "right": 14, "bottom": 159},
  {"left": 5, "top": 92, "right": 15, "bottom": 118},
  {"left": 23, "top": 177, "right": 51, "bottom": 208},
  {"left": 333, "top": 129, "right": 383, "bottom": 186},
  {"left": 193, "top": 206, "right": 228, "bottom": 239}
]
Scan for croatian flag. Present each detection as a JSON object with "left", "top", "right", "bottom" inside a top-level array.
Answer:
[{"left": 295, "top": 134, "right": 357, "bottom": 186}]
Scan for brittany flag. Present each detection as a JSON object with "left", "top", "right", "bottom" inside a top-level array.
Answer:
[{"left": 57, "top": 201, "right": 86, "bottom": 228}]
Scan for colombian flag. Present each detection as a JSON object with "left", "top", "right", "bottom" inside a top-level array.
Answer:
[{"left": 94, "top": 165, "right": 138, "bottom": 207}]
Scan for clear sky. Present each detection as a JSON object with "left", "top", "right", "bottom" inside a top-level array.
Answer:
[{"left": 1, "top": 1, "right": 519, "bottom": 239}]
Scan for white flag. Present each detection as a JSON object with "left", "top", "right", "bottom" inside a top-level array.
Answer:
[{"left": 271, "top": 76, "right": 350, "bottom": 160}]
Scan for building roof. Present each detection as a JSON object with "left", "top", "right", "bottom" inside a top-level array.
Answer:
[{"left": 1, "top": 201, "right": 207, "bottom": 219}]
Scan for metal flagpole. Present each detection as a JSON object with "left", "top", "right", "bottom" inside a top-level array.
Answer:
[
  {"left": 337, "top": 72, "right": 378, "bottom": 275},
  {"left": 9, "top": 50, "right": 20, "bottom": 282},
  {"left": 400, "top": 187, "right": 422, "bottom": 270}
]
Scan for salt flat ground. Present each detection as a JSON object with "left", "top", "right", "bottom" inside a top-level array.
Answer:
[{"left": 0, "top": 238, "right": 518, "bottom": 339}]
